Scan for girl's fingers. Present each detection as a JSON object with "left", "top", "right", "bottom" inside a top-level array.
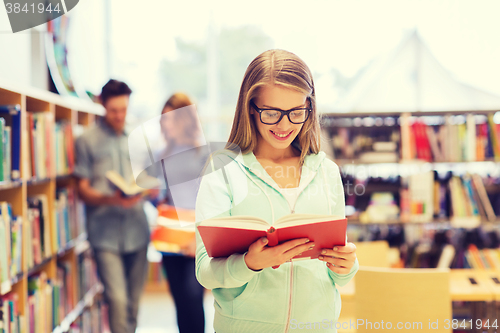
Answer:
[
  {"left": 334, "top": 242, "right": 356, "bottom": 253},
  {"left": 319, "top": 250, "right": 356, "bottom": 262},
  {"left": 283, "top": 242, "right": 315, "bottom": 261},
  {"left": 326, "top": 262, "right": 350, "bottom": 274},
  {"left": 321, "top": 243, "right": 356, "bottom": 256},
  {"left": 318, "top": 256, "right": 350, "bottom": 268},
  {"left": 277, "top": 238, "right": 311, "bottom": 253}
]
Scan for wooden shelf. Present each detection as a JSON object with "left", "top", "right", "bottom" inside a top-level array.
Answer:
[
  {"left": 26, "top": 177, "right": 53, "bottom": 186},
  {"left": 57, "top": 233, "right": 88, "bottom": 257},
  {"left": 52, "top": 283, "right": 103, "bottom": 333},
  {"left": 27, "top": 257, "right": 53, "bottom": 276},
  {"left": 0, "top": 175, "right": 75, "bottom": 190},
  {"left": 0, "top": 79, "right": 104, "bottom": 116},
  {"left": 0, "top": 83, "right": 102, "bottom": 331},
  {"left": 0, "top": 180, "right": 22, "bottom": 190}
]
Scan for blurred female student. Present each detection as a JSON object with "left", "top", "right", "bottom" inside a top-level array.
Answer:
[
  {"left": 194, "top": 49, "right": 359, "bottom": 332},
  {"left": 157, "top": 93, "right": 205, "bottom": 333}
]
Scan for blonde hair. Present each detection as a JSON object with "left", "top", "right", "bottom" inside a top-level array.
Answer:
[
  {"left": 161, "top": 92, "right": 201, "bottom": 148},
  {"left": 226, "top": 49, "right": 320, "bottom": 164}
]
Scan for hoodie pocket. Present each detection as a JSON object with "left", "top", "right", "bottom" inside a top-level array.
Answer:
[
  {"left": 317, "top": 265, "right": 337, "bottom": 314},
  {"left": 232, "top": 273, "right": 260, "bottom": 311},
  {"left": 231, "top": 268, "right": 289, "bottom": 323}
]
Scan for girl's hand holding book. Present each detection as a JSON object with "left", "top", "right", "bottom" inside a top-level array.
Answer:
[
  {"left": 318, "top": 242, "right": 357, "bottom": 274},
  {"left": 244, "top": 237, "right": 315, "bottom": 271}
]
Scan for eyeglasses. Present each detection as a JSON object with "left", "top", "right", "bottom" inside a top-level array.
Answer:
[{"left": 250, "top": 100, "right": 312, "bottom": 125}]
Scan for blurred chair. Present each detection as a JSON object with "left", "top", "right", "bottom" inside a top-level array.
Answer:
[
  {"left": 338, "top": 240, "right": 391, "bottom": 332},
  {"left": 354, "top": 267, "right": 451, "bottom": 333},
  {"left": 355, "top": 240, "right": 390, "bottom": 267}
]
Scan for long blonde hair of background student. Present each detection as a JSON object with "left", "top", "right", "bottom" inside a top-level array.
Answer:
[
  {"left": 226, "top": 49, "right": 321, "bottom": 164},
  {"left": 161, "top": 92, "right": 202, "bottom": 150}
]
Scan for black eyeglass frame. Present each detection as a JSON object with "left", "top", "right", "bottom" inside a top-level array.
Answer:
[{"left": 250, "top": 98, "right": 312, "bottom": 125}]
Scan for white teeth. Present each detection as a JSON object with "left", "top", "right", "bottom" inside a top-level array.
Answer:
[{"left": 272, "top": 131, "right": 290, "bottom": 138}]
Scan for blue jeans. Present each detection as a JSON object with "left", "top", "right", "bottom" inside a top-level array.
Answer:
[{"left": 94, "top": 247, "right": 148, "bottom": 333}]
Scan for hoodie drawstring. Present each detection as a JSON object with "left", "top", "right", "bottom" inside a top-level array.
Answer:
[{"left": 238, "top": 165, "right": 276, "bottom": 224}]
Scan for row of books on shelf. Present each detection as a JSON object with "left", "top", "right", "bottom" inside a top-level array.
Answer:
[
  {"left": 26, "top": 112, "right": 75, "bottom": 180},
  {"left": 350, "top": 172, "right": 498, "bottom": 226},
  {"left": 328, "top": 113, "right": 500, "bottom": 163},
  {"left": 0, "top": 202, "right": 22, "bottom": 291},
  {"left": 402, "top": 172, "right": 496, "bottom": 226},
  {"left": 69, "top": 300, "right": 109, "bottom": 333},
  {"left": 27, "top": 195, "right": 52, "bottom": 268},
  {"left": 28, "top": 191, "right": 86, "bottom": 268},
  {"left": 55, "top": 188, "right": 85, "bottom": 252},
  {"left": 459, "top": 244, "right": 500, "bottom": 270},
  {"left": 0, "top": 105, "right": 21, "bottom": 182},
  {"left": 78, "top": 253, "right": 98, "bottom": 302},
  {"left": 402, "top": 114, "right": 500, "bottom": 162},
  {"left": 364, "top": 220, "right": 500, "bottom": 268},
  {"left": 0, "top": 190, "right": 85, "bottom": 291},
  {"left": 406, "top": 244, "right": 500, "bottom": 269},
  {"left": 330, "top": 126, "right": 400, "bottom": 163},
  {"left": 0, "top": 250, "right": 99, "bottom": 333},
  {"left": 0, "top": 292, "right": 20, "bottom": 333},
  {"left": 0, "top": 105, "right": 75, "bottom": 184}
]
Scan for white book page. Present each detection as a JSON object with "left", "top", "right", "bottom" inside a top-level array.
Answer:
[
  {"left": 273, "top": 214, "right": 344, "bottom": 228},
  {"left": 105, "top": 170, "right": 137, "bottom": 195},
  {"left": 198, "top": 215, "right": 269, "bottom": 231}
]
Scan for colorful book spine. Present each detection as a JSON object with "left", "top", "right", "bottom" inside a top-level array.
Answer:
[
  {"left": 0, "top": 294, "right": 22, "bottom": 333},
  {"left": 0, "top": 118, "right": 4, "bottom": 182},
  {"left": 0, "top": 105, "right": 21, "bottom": 180}
]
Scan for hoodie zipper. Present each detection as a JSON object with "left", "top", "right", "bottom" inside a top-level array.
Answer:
[
  {"left": 283, "top": 172, "right": 316, "bottom": 333},
  {"left": 284, "top": 260, "right": 294, "bottom": 333},
  {"left": 238, "top": 160, "right": 320, "bottom": 333}
]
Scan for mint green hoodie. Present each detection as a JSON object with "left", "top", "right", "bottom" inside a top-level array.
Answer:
[{"left": 195, "top": 150, "right": 359, "bottom": 333}]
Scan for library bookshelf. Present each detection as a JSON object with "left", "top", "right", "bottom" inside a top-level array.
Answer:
[
  {"left": 322, "top": 110, "right": 500, "bottom": 228},
  {"left": 324, "top": 110, "right": 500, "bottom": 331},
  {"left": 322, "top": 110, "right": 500, "bottom": 268},
  {"left": 0, "top": 81, "right": 106, "bottom": 332}
]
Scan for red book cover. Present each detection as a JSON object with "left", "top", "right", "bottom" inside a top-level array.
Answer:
[
  {"left": 44, "top": 114, "right": 53, "bottom": 177},
  {"left": 412, "top": 121, "right": 432, "bottom": 161},
  {"left": 411, "top": 122, "right": 421, "bottom": 160},
  {"left": 29, "top": 208, "right": 42, "bottom": 264},
  {"left": 197, "top": 214, "right": 347, "bottom": 260},
  {"left": 419, "top": 122, "right": 432, "bottom": 161},
  {"left": 411, "top": 121, "right": 431, "bottom": 161}
]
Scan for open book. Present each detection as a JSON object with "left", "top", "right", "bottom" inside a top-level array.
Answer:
[
  {"left": 105, "top": 170, "right": 159, "bottom": 197},
  {"left": 197, "top": 214, "right": 347, "bottom": 260}
]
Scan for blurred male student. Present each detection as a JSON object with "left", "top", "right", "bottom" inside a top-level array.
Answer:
[{"left": 74, "top": 79, "right": 150, "bottom": 333}]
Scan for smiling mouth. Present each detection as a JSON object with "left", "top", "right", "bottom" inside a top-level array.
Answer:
[{"left": 270, "top": 130, "right": 293, "bottom": 139}]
